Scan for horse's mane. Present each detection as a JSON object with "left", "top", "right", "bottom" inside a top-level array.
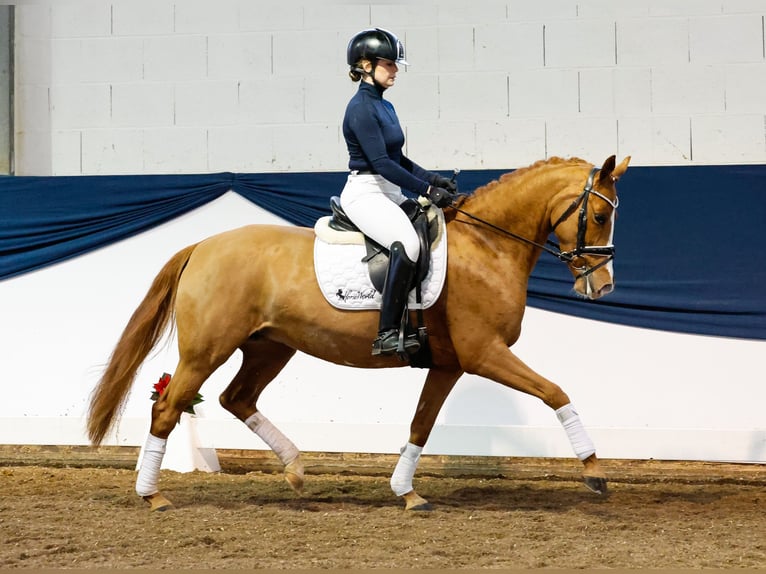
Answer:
[{"left": 470, "top": 156, "right": 590, "bottom": 199}]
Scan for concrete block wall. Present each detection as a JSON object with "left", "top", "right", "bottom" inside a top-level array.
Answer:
[{"left": 13, "top": 0, "right": 766, "bottom": 175}]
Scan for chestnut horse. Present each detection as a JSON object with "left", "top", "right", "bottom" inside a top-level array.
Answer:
[{"left": 88, "top": 155, "right": 630, "bottom": 511}]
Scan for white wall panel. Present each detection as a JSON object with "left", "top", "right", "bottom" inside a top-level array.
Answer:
[
  {"left": 725, "top": 63, "right": 766, "bottom": 112},
  {"left": 651, "top": 65, "right": 726, "bottom": 114},
  {"left": 405, "top": 121, "right": 477, "bottom": 170},
  {"left": 723, "top": 0, "right": 766, "bottom": 13},
  {"left": 545, "top": 116, "right": 618, "bottom": 160},
  {"left": 370, "top": 4, "right": 439, "bottom": 30},
  {"left": 50, "top": 1, "right": 110, "bottom": 38},
  {"left": 272, "top": 30, "right": 345, "bottom": 77},
  {"left": 49, "top": 39, "right": 83, "bottom": 84},
  {"left": 238, "top": 3, "right": 303, "bottom": 32},
  {"left": 475, "top": 118, "right": 547, "bottom": 168},
  {"left": 382, "top": 75, "right": 439, "bottom": 123},
  {"left": 648, "top": 0, "right": 727, "bottom": 17},
  {"left": 576, "top": 0, "right": 650, "bottom": 19},
  {"left": 49, "top": 84, "right": 110, "bottom": 129},
  {"left": 437, "top": 0, "right": 509, "bottom": 25},
  {"left": 303, "top": 4, "right": 370, "bottom": 30},
  {"left": 617, "top": 18, "right": 689, "bottom": 66},
  {"left": 112, "top": 1, "right": 173, "bottom": 36},
  {"left": 270, "top": 123, "right": 342, "bottom": 171},
  {"left": 507, "top": 0, "right": 578, "bottom": 21},
  {"left": 692, "top": 114, "right": 766, "bottom": 163},
  {"left": 174, "top": 81, "right": 239, "bottom": 127},
  {"left": 475, "top": 22, "right": 545, "bottom": 71},
  {"left": 438, "top": 72, "right": 508, "bottom": 121},
  {"left": 111, "top": 83, "right": 174, "bottom": 127},
  {"left": 142, "top": 127, "right": 207, "bottom": 173},
  {"left": 579, "top": 68, "right": 653, "bottom": 116},
  {"left": 50, "top": 130, "right": 81, "bottom": 175},
  {"left": 434, "top": 26, "right": 476, "bottom": 72},
  {"left": 617, "top": 116, "right": 691, "bottom": 165},
  {"left": 12, "top": 2, "right": 766, "bottom": 171},
  {"left": 14, "top": 36, "right": 51, "bottom": 86},
  {"left": 544, "top": 19, "right": 616, "bottom": 69},
  {"left": 612, "top": 68, "right": 653, "bottom": 115},
  {"left": 143, "top": 36, "right": 207, "bottom": 82},
  {"left": 82, "top": 129, "right": 143, "bottom": 174},
  {"left": 403, "top": 27, "right": 438, "bottom": 72},
  {"left": 174, "top": 0, "right": 239, "bottom": 34},
  {"left": 14, "top": 131, "right": 51, "bottom": 175},
  {"left": 206, "top": 33, "right": 272, "bottom": 80},
  {"left": 508, "top": 69, "right": 579, "bottom": 117},
  {"left": 77, "top": 38, "right": 144, "bottom": 83},
  {"left": 690, "top": 14, "right": 765, "bottom": 64},
  {"left": 208, "top": 125, "right": 274, "bottom": 172},
  {"left": 238, "top": 77, "right": 305, "bottom": 124},
  {"left": 305, "top": 77, "right": 356, "bottom": 124}
]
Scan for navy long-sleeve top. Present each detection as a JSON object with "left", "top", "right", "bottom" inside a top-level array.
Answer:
[{"left": 343, "top": 82, "right": 433, "bottom": 196}]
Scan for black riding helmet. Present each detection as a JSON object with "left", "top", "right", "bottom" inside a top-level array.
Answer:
[{"left": 346, "top": 28, "right": 409, "bottom": 68}]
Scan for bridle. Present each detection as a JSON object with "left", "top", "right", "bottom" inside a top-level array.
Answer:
[{"left": 451, "top": 167, "right": 619, "bottom": 279}]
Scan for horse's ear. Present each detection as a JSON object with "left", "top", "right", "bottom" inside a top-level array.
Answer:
[
  {"left": 599, "top": 155, "right": 631, "bottom": 183},
  {"left": 598, "top": 155, "right": 616, "bottom": 184},
  {"left": 611, "top": 156, "right": 631, "bottom": 182}
]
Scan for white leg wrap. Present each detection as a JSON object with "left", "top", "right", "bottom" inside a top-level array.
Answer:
[
  {"left": 245, "top": 412, "right": 299, "bottom": 466},
  {"left": 390, "top": 442, "right": 423, "bottom": 496},
  {"left": 556, "top": 403, "right": 596, "bottom": 461},
  {"left": 136, "top": 434, "right": 166, "bottom": 497}
]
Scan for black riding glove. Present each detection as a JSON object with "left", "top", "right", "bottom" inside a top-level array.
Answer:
[
  {"left": 430, "top": 174, "right": 457, "bottom": 193},
  {"left": 427, "top": 186, "right": 456, "bottom": 208}
]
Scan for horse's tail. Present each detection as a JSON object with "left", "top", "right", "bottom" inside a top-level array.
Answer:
[{"left": 86, "top": 243, "right": 198, "bottom": 445}]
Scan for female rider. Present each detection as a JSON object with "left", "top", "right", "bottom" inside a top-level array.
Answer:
[{"left": 340, "top": 28, "right": 456, "bottom": 356}]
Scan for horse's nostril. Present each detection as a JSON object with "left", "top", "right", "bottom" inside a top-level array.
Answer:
[{"left": 599, "top": 284, "right": 614, "bottom": 297}]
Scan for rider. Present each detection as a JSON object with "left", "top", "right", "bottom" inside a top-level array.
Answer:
[{"left": 340, "top": 27, "right": 457, "bottom": 357}]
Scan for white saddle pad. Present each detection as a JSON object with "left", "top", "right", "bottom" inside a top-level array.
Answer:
[{"left": 313, "top": 209, "right": 448, "bottom": 311}]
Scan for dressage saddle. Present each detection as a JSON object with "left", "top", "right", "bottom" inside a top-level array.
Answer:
[{"left": 327, "top": 196, "right": 438, "bottom": 294}]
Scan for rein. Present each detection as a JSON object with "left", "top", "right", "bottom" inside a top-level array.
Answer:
[{"left": 451, "top": 167, "right": 618, "bottom": 278}]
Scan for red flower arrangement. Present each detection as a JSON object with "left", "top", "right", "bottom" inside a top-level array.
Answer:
[{"left": 150, "top": 372, "right": 204, "bottom": 415}]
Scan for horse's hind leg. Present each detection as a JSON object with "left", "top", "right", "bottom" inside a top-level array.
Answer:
[
  {"left": 219, "top": 338, "right": 304, "bottom": 494},
  {"left": 137, "top": 359, "right": 220, "bottom": 511}
]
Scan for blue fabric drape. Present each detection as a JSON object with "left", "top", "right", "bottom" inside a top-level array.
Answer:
[{"left": 1, "top": 166, "right": 764, "bottom": 340}]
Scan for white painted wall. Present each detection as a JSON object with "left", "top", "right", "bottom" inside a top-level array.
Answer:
[
  {"left": 4, "top": 1, "right": 765, "bottom": 463},
  {"left": 13, "top": 0, "right": 766, "bottom": 175}
]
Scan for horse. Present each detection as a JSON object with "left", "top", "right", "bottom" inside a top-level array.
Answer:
[{"left": 87, "top": 154, "right": 631, "bottom": 512}]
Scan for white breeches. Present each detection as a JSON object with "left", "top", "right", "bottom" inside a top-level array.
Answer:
[{"left": 339, "top": 174, "right": 421, "bottom": 262}]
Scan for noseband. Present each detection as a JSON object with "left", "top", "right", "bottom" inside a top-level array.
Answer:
[{"left": 452, "top": 167, "right": 619, "bottom": 279}]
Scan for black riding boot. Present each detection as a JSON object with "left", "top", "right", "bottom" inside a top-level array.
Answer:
[{"left": 372, "top": 242, "right": 421, "bottom": 356}]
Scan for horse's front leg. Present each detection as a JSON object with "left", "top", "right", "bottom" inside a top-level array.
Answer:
[
  {"left": 460, "top": 342, "right": 607, "bottom": 494},
  {"left": 393, "top": 367, "right": 463, "bottom": 510}
]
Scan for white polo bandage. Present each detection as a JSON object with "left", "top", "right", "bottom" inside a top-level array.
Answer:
[
  {"left": 245, "top": 412, "right": 300, "bottom": 466},
  {"left": 556, "top": 403, "right": 596, "bottom": 461},
  {"left": 135, "top": 434, "right": 167, "bottom": 497},
  {"left": 390, "top": 442, "right": 423, "bottom": 496}
]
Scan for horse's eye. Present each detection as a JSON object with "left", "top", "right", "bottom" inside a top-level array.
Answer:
[{"left": 594, "top": 213, "right": 607, "bottom": 225}]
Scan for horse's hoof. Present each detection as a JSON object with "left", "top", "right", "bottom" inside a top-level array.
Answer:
[
  {"left": 143, "top": 493, "right": 174, "bottom": 512},
  {"left": 284, "top": 458, "right": 304, "bottom": 495},
  {"left": 402, "top": 491, "right": 432, "bottom": 511},
  {"left": 408, "top": 502, "right": 434, "bottom": 511},
  {"left": 583, "top": 475, "right": 608, "bottom": 495}
]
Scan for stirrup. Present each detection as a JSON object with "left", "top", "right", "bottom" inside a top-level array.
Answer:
[{"left": 371, "top": 329, "right": 420, "bottom": 356}]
